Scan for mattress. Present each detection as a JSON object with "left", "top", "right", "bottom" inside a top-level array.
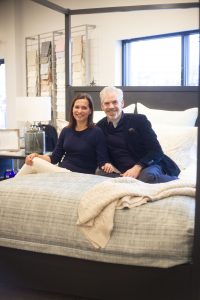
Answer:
[{"left": 0, "top": 172, "right": 195, "bottom": 268}]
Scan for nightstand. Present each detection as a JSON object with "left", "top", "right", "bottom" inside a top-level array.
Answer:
[
  {"left": 0, "top": 149, "right": 26, "bottom": 178},
  {"left": 0, "top": 150, "right": 52, "bottom": 178}
]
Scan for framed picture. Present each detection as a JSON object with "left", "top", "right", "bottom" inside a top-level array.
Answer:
[{"left": 0, "top": 129, "right": 20, "bottom": 151}]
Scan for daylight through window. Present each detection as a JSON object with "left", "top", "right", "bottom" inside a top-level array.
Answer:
[{"left": 122, "top": 31, "right": 199, "bottom": 86}]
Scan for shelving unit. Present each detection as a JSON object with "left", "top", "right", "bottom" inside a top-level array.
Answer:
[{"left": 25, "top": 24, "right": 96, "bottom": 127}]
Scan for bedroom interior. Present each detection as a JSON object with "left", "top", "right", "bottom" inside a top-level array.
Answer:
[{"left": 0, "top": 0, "right": 200, "bottom": 299}]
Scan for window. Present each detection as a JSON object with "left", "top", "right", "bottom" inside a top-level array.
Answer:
[
  {"left": 0, "top": 59, "right": 6, "bottom": 128},
  {"left": 187, "top": 33, "right": 199, "bottom": 85},
  {"left": 122, "top": 31, "right": 199, "bottom": 86}
]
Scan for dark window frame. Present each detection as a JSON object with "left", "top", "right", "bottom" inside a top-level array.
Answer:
[{"left": 122, "top": 30, "right": 200, "bottom": 86}]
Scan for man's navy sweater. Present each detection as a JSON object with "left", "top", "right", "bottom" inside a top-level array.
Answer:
[{"left": 97, "top": 112, "right": 180, "bottom": 176}]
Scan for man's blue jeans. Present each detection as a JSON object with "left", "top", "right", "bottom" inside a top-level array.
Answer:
[
  {"left": 96, "top": 164, "right": 178, "bottom": 184},
  {"left": 138, "top": 164, "right": 178, "bottom": 183}
]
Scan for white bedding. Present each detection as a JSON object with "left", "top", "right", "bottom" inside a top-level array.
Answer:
[
  {"left": 153, "top": 125, "right": 197, "bottom": 172},
  {"left": 0, "top": 121, "right": 197, "bottom": 268}
]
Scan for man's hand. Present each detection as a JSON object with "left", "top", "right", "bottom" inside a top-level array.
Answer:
[
  {"left": 101, "top": 163, "right": 117, "bottom": 173},
  {"left": 121, "top": 164, "right": 142, "bottom": 178}
]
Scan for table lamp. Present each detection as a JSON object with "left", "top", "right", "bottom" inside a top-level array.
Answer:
[{"left": 16, "top": 97, "right": 51, "bottom": 154}]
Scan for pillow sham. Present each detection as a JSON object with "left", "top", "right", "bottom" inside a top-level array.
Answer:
[
  {"left": 123, "top": 103, "right": 135, "bottom": 113},
  {"left": 137, "top": 102, "right": 198, "bottom": 127},
  {"left": 93, "top": 111, "right": 105, "bottom": 123},
  {"left": 153, "top": 124, "right": 197, "bottom": 170},
  {"left": 93, "top": 104, "right": 136, "bottom": 124}
]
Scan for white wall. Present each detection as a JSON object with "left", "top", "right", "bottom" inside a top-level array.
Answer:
[
  {"left": 0, "top": 0, "right": 19, "bottom": 128},
  {"left": 0, "top": 0, "right": 199, "bottom": 127},
  {"left": 71, "top": 7, "right": 198, "bottom": 85},
  {"left": 0, "top": 0, "right": 65, "bottom": 128}
]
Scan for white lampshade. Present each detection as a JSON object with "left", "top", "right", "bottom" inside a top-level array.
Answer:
[{"left": 16, "top": 97, "right": 51, "bottom": 122}]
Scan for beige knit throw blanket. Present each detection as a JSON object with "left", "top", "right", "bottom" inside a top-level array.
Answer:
[{"left": 77, "top": 177, "right": 195, "bottom": 249}]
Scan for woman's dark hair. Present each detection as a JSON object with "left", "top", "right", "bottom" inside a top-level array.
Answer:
[{"left": 68, "top": 93, "right": 94, "bottom": 129}]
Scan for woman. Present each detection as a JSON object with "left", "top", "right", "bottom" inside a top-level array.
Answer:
[{"left": 17, "top": 93, "right": 114, "bottom": 176}]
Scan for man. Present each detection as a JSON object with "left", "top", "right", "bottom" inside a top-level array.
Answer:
[{"left": 96, "top": 86, "right": 180, "bottom": 183}]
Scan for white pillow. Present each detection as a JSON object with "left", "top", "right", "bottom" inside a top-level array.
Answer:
[
  {"left": 93, "top": 111, "right": 105, "bottom": 123},
  {"left": 137, "top": 102, "right": 198, "bottom": 127},
  {"left": 123, "top": 103, "right": 135, "bottom": 113},
  {"left": 153, "top": 124, "right": 197, "bottom": 170},
  {"left": 93, "top": 104, "right": 136, "bottom": 124}
]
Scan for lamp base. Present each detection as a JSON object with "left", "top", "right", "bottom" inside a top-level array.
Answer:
[{"left": 25, "top": 129, "right": 45, "bottom": 155}]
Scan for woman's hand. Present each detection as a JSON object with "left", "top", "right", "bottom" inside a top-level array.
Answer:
[
  {"left": 121, "top": 164, "right": 142, "bottom": 178},
  {"left": 25, "top": 153, "right": 39, "bottom": 166},
  {"left": 101, "top": 163, "right": 116, "bottom": 173}
]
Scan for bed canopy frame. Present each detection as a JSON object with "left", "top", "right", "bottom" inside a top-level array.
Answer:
[
  {"left": 6, "top": 1, "right": 200, "bottom": 299},
  {"left": 35, "top": 0, "right": 200, "bottom": 290}
]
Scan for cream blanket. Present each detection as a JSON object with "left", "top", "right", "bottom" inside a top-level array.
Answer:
[{"left": 77, "top": 177, "right": 195, "bottom": 249}]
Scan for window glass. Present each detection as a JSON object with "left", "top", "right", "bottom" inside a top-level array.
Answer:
[
  {"left": 188, "top": 33, "right": 199, "bottom": 86},
  {"left": 123, "top": 31, "right": 199, "bottom": 86},
  {"left": 127, "top": 36, "right": 181, "bottom": 86},
  {"left": 0, "top": 60, "right": 6, "bottom": 128}
]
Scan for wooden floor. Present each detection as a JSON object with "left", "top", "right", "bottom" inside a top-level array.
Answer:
[{"left": 0, "top": 284, "right": 92, "bottom": 300}]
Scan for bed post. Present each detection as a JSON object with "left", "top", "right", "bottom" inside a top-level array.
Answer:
[
  {"left": 64, "top": 10, "right": 72, "bottom": 120},
  {"left": 192, "top": 84, "right": 200, "bottom": 299}
]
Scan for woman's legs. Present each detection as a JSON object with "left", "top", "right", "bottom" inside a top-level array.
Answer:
[{"left": 16, "top": 157, "right": 70, "bottom": 176}]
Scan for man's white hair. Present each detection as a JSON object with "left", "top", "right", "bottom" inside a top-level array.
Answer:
[{"left": 100, "top": 86, "right": 123, "bottom": 104}]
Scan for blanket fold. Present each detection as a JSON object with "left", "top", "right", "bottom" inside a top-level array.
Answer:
[{"left": 77, "top": 177, "right": 195, "bottom": 249}]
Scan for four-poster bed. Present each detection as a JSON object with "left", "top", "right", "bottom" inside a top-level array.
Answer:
[{"left": 0, "top": 1, "right": 199, "bottom": 299}]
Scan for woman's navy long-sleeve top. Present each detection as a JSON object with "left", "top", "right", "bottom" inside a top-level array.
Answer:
[{"left": 50, "top": 126, "right": 110, "bottom": 174}]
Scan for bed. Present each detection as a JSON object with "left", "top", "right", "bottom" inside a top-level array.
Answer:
[
  {"left": 2, "top": 1, "right": 200, "bottom": 298},
  {"left": 0, "top": 86, "right": 199, "bottom": 300}
]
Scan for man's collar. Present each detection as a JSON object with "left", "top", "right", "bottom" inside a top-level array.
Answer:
[{"left": 107, "top": 112, "right": 123, "bottom": 128}]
